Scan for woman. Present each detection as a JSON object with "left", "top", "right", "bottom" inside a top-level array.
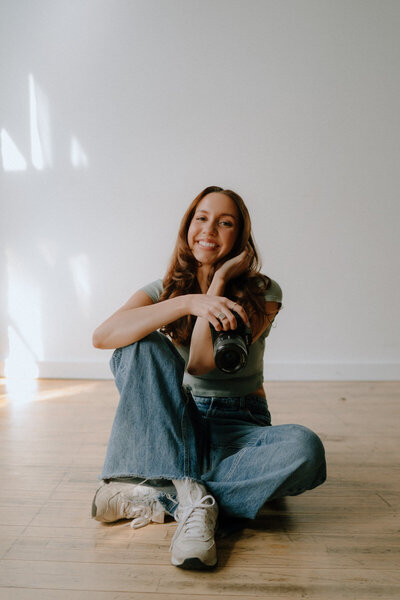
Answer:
[{"left": 91, "top": 186, "right": 326, "bottom": 570}]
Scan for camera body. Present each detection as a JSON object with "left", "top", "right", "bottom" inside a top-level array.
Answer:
[{"left": 209, "top": 311, "right": 253, "bottom": 373}]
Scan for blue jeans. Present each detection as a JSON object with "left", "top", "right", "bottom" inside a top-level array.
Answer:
[{"left": 100, "top": 332, "right": 326, "bottom": 519}]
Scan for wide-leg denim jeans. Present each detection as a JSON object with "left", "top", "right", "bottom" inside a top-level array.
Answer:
[{"left": 100, "top": 332, "right": 326, "bottom": 519}]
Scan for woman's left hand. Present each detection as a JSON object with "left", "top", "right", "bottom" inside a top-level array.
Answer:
[{"left": 215, "top": 243, "right": 253, "bottom": 283}]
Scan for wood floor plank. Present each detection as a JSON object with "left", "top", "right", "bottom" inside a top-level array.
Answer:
[
  {"left": 4, "top": 533, "right": 400, "bottom": 570},
  {"left": 0, "top": 588, "right": 303, "bottom": 600},
  {"left": 1, "top": 559, "right": 399, "bottom": 597},
  {"left": 0, "top": 505, "right": 41, "bottom": 527},
  {"left": 0, "top": 379, "right": 399, "bottom": 599}
]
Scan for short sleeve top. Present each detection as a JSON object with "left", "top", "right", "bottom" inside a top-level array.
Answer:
[{"left": 140, "top": 276, "right": 282, "bottom": 397}]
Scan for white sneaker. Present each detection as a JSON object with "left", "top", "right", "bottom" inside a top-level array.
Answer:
[
  {"left": 92, "top": 479, "right": 165, "bottom": 528},
  {"left": 170, "top": 478, "right": 218, "bottom": 569}
]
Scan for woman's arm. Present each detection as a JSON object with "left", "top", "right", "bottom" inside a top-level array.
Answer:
[
  {"left": 186, "top": 274, "right": 226, "bottom": 375},
  {"left": 92, "top": 286, "right": 247, "bottom": 351},
  {"left": 187, "top": 246, "right": 282, "bottom": 374},
  {"left": 187, "top": 249, "right": 252, "bottom": 375},
  {"left": 92, "top": 290, "right": 190, "bottom": 349}
]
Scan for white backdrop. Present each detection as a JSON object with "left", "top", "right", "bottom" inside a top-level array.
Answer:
[{"left": 1, "top": 0, "right": 399, "bottom": 380}]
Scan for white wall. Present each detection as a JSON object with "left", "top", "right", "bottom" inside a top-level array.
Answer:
[{"left": 1, "top": 0, "right": 399, "bottom": 380}]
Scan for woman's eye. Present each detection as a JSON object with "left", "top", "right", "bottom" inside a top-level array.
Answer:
[{"left": 194, "top": 216, "right": 232, "bottom": 227}]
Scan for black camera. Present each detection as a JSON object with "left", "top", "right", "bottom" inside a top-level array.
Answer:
[{"left": 209, "top": 311, "right": 252, "bottom": 373}]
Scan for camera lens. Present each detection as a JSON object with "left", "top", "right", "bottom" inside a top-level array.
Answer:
[
  {"left": 221, "top": 349, "right": 240, "bottom": 370},
  {"left": 209, "top": 309, "right": 252, "bottom": 373},
  {"left": 214, "top": 339, "right": 247, "bottom": 373}
]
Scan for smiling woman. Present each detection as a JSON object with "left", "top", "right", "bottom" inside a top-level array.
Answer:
[
  {"left": 91, "top": 185, "right": 326, "bottom": 571},
  {"left": 187, "top": 193, "right": 240, "bottom": 268},
  {"left": 157, "top": 187, "right": 272, "bottom": 348}
]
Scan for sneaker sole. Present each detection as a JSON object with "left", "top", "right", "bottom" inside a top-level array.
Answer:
[
  {"left": 172, "top": 557, "right": 217, "bottom": 570},
  {"left": 91, "top": 488, "right": 100, "bottom": 518}
]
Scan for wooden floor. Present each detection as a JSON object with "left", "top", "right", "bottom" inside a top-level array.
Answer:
[{"left": 0, "top": 379, "right": 399, "bottom": 600}]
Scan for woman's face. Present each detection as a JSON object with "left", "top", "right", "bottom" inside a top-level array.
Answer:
[{"left": 187, "top": 192, "right": 240, "bottom": 266}]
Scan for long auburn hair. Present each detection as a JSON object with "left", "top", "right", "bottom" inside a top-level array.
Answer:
[{"left": 159, "top": 186, "right": 272, "bottom": 345}]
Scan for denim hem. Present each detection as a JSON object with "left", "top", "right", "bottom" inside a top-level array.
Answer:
[{"left": 99, "top": 472, "right": 204, "bottom": 483}]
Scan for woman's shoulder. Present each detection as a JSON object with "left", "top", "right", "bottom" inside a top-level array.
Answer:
[
  {"left": 139, "top": 278, "right": 164, "bottom": 303},
  {"left": 252, "top": 273, "right": 283, "bottom": 303}
]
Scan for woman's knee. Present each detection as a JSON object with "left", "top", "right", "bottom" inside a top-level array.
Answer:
[
  {"left": 118, "top": 331, "right": 169, "bottom": 354},
  {"left": 289, "top": 424, "right": 326, "bottom": 469},
  {"left": 110, "top": 331, "right": 185, "bottom": 376}
]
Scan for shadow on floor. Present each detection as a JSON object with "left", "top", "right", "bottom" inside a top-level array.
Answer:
[{"left": 215, "top": 498, "right": 293, "bottom": 568}]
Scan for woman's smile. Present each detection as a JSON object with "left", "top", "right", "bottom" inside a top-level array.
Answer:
[{"left": 196, "top": 239, "right": 219, "bottom": 250}]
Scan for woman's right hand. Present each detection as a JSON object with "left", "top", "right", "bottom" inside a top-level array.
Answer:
[
  {"left": 188, "top": 294, "right": 250, "bottom": 332},
  {"left": 214, "top": 243, "right": 254, "bottom": 283}
]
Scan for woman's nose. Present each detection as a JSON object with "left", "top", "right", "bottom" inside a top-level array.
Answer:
[{"left": 202, "top": 221, "right": 217, "bottom": 235}]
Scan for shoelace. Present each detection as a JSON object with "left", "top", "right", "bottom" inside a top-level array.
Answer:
[
  {"left": 169, "top": 495, "right": 216, "bottom": 550},
  {"left": 108, "top": 478, "right": 163, "bottom": 529},
  {"left": 123, "top": 500, "right": 154, "bottom": 529}
]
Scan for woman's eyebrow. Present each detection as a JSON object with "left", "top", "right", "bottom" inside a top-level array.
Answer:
[{"left": 196, "top": 209, "right": 237, "bottom": 219}]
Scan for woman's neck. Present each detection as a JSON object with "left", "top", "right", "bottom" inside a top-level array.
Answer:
[{"left": 196, "top": 266, "right": 212, "bottom": 294}]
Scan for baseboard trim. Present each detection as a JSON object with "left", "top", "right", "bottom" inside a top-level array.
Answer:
[
  {"left": 1, "top": 359, "right": 399, "bottom": 381},
  {"left": 263, "top": 362, "right": 400, "bottom": 381}
]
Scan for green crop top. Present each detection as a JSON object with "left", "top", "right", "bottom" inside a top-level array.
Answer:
[{"left": 140, "top": 277, "right": 282, "bottom": 397}]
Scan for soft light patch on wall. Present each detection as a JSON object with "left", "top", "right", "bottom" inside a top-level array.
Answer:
[
  {"left": 36, "top": 238, "right": 59, "bottom": 268},
  {"left": 29, "top": 73, "right": 52, "bottom": 170},
  {"left": 69, "top": 253, "right": 91, "bottom": 316},
  {"left": 1, "top": 129, "right": 27, "bottom": 172},
  {"left": 5, "top": 326, "right": 39, "bottom": 379},
  {"left": 5, "top": 249, "right": 43, "bottom": 379},
  {"left": 71, "top": 135, "right": 89, "bottom": 168}
]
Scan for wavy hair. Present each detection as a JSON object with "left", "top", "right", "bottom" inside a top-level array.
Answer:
[{"left": 159, "top": 186, "right": 272, "bottom": 345}]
